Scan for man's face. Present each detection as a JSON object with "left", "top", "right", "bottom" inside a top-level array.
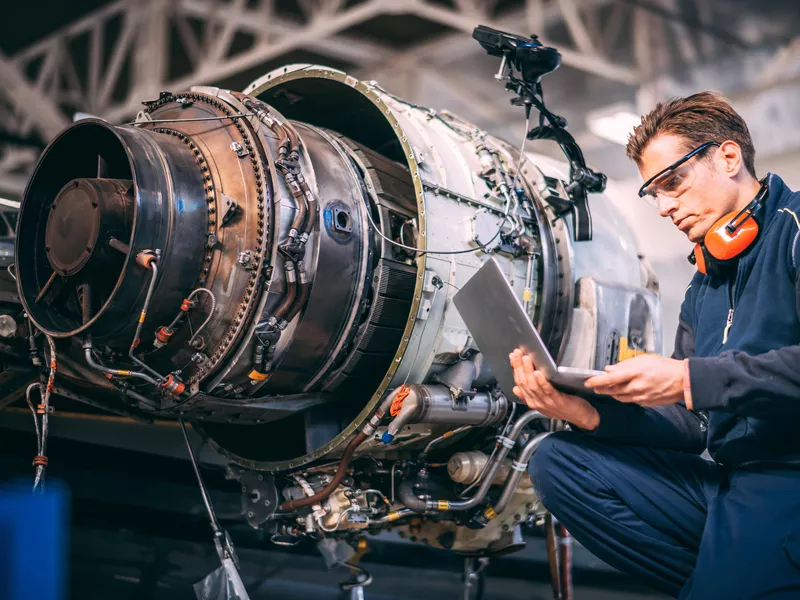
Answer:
[{"left": 638, "top": 134, "right": 736, "bottom": 243}]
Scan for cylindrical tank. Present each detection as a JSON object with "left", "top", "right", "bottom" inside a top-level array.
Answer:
[{"left": 14, "top": 65, "right": 660, "bottom": 474}]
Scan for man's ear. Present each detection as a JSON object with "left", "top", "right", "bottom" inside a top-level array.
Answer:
[{"left": 718, "top": 140, "right": 744, "bottom": 179}]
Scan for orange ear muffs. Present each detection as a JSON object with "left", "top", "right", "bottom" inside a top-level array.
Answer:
[
  {"left": 688, "top": 179, "right": 768, "bottom": 276},
  {"left": 691, "top": 244, "right": 708, "bottom": 275},
  {"left": 704, "top": 211, "right": 760, "bottom": 261}
]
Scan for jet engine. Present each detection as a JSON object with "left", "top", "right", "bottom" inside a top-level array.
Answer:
[{"left": 9, "top": 63, "right": 661, "bottom": 554}]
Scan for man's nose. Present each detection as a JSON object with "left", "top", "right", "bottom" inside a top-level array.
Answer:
[{"left": 657, "top": 195, "right": 679, "bottom": 217}]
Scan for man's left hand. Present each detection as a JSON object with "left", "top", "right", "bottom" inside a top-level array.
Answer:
[{"left": 584, "top": 355, "right": 685, "bottom": 407}]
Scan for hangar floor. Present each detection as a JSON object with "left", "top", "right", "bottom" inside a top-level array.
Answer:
[
  {"left": 70, "top": 525, "right": 668, "bottom": 600},
  {"left": 70, "top": 527, "right": 662, "bottom": 600}
]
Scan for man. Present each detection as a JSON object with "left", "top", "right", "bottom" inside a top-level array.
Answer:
[{"left": 510, "top": 91, "right": 800, "bottom": 599}]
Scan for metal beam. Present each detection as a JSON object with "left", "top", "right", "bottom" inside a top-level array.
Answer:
[
  {"left": 102, "top": 0, "right": 389, "bottom": 122},
  {"left": 134, "top": 0, "right": 171, "bottom": 100},
  {"left": 0, "top": 51, "right": 69, "bottom": 140},
  {"left": 557, "top": 0, "right": 598, "bottom": 55},
  {"left": 402, "top": 1, "right": 638, "bottom": 84},
  {"left": 178, "top": 0, "right": 393, "bottom": 66},
  {"left": 363, "top": 0, "right": 625, "bottom": 81}
]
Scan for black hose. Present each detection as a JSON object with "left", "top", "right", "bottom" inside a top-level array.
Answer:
[
  {"left": 397, "top": 480, "right": 428, "bottom": 513},
  {"left": 270, "top": 260, "right": 298, "bottom": 323},
  {"left": 284, "top": 268, "right": 309, "bottom": 323}
]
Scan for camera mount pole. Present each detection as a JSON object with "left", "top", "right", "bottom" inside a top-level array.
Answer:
[{"left": 473, "top": 25, "right": 607, "bottom": 242}]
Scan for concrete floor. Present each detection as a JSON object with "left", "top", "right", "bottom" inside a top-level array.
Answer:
[{"left": 69, "top": 526, "right": 669, "bottom": 600}]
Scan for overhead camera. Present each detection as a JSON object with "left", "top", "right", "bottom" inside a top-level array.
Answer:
[
  {"left": 472, "top": 25, "right": 562, "bottom": 86},
  {"left": 473, "top": 25, "right": 607, "bottom": 242}
]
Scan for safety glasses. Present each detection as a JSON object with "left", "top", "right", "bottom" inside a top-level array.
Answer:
[{"left": 638, "top": 141, "right": 720, "bottom": 203}]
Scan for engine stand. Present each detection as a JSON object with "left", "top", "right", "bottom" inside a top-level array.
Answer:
[
  {"left": 461, "top": 556, "right": 489, "bottom": 600},
  {"left": 545, "top": 513, "right": 573, "bottom": 600}
]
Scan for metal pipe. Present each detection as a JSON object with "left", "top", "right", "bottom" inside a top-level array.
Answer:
[
  {"left": 187, "top": 287, "right": 217, "bottom": 346},
  {"left": 375, "top": 508, "right": 413, "bottom": 524},
  {"left": 399, "top": 410, "right": 545, "bottom": 514},
  {"left": 83, "top": 339, "right": 159, "bottom": 386},
  {"left": 283, "top": 173, "right": 308, "bottom": 239},
  {"left": 127, "top": 260, "right": 166, "bottom": 382},
  {"left": 492, "top": 432, "right": 550, "bottom": 514},
  {"left": 419, "top": 425, "right": 472, "bottom": 462}
]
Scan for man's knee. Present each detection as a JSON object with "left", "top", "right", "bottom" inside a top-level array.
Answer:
[{"left": 527, "top": 430, "right": 586, "bottom": 507}]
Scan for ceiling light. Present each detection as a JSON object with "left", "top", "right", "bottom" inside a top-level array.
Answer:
[{"left": 586, "top": 103, "right": 641, "bottom": 146}]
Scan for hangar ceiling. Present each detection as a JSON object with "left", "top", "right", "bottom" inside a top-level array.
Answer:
[{"left": 0, "top": 0, "right": 798, "bottom": 196}]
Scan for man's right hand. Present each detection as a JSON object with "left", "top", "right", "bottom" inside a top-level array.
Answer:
[{"left": 509, "top": 349, "right": 600, "bottom": 431}]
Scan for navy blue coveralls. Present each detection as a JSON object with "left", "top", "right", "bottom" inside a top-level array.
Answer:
[{"left": 529, "top": 174, "right": 800, "bottom": 598}]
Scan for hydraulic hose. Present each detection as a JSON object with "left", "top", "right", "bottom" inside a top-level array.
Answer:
[
  {"left": 397, "top": 480, "right": 428, "bottom": 513},
  {"left": 284, "top": 267, "right": 310, "bottom": 324},
  {"left": 280, "top": 388, "right": 399, "bottom": 511},
  {"left": 269, "top": 260, "right": 298, "bottom": 324},
  {"left": 280, "top": 430, "right": 368, "bottom": 511}
]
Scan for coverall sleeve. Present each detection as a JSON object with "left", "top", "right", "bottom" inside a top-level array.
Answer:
[
  {"left": 578, "top": 292, "right": 708, "bottom": 454},
  {"left": 687, "top": 274, "right": 800, "bottom": 418}
]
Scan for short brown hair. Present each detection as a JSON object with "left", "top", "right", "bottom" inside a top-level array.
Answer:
[{"left": 625, "top": 91, "right": 756, "bottom": 178}]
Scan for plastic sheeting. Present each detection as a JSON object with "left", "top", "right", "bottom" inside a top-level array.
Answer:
[{"left": 193, "top": 558, "right": 250, "bottom": 600}]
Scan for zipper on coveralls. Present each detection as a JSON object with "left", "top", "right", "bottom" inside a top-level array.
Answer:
[{"left": 722, "top": 275, "right": 736, "bottom": 344}]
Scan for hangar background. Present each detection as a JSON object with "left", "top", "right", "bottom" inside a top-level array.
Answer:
[{"left": 0, "top": 1, "right": 798, "bottom": 598}]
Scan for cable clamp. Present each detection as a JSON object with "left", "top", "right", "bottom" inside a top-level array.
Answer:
[
  {"left": 497, "top": 435, "right": 514, "bottom": 449},
  {"left": 32, "top": 455, "right": 48, "bottom": 467},
  {"left": 511, "top": 460, "right": 527, "bottom": 472}
]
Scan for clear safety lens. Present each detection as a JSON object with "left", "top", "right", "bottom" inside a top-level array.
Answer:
[{"left": 640, "top": 161, "right": 697, "bottom": 205}]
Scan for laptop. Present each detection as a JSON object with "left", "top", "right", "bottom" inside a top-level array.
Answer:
[{"left": 453, "top": 257, "right": 604, "bottom": 401}]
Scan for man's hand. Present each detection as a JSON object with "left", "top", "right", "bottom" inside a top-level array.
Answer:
[
  {"left": 584, "top": 354, "right": 685, "bottom": 407},
  {"left": 509, "top": 349, "right": 600, "bottom": 431}
]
